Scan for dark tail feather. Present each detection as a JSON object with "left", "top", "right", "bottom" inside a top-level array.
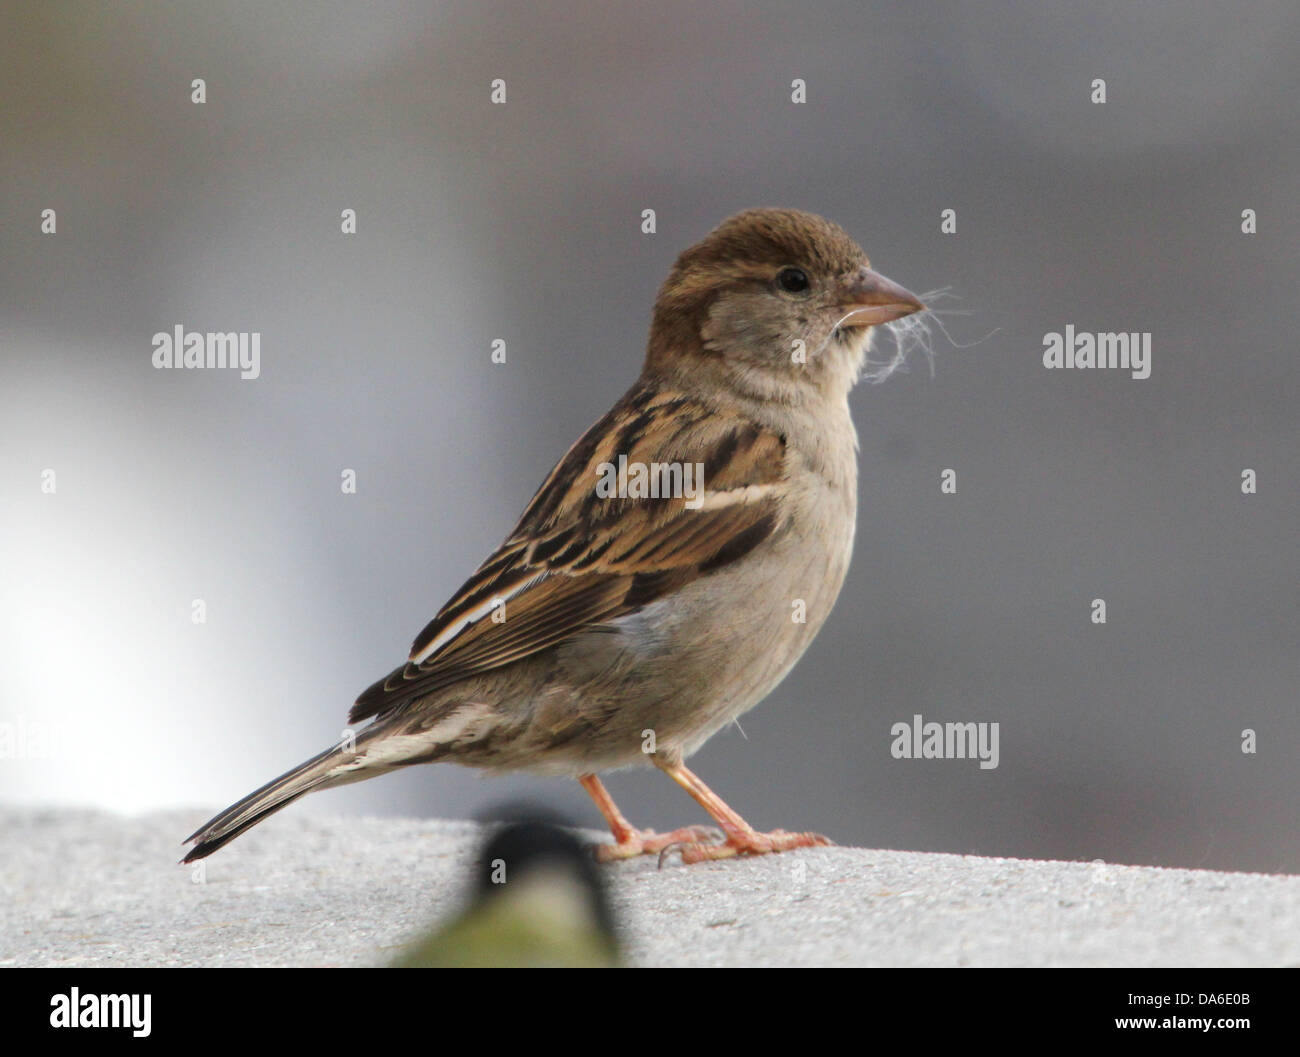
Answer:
[{"left": 183, "top": 741, "right": 365, "bottom": 862}]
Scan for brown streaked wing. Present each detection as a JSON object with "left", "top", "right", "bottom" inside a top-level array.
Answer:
[{"left": 349, "top": 383, "right": 788, "bottom": 724}]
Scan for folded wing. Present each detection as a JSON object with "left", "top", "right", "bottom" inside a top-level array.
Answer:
[{"left": 349, "top": 383, "right": 789, "bottom": 724}]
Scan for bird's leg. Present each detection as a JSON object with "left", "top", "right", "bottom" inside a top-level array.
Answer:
[
  {"left": 578, "top": 774, "right": 721, "bottom": 862},
  {"left": 651, "top": 757, "right": 832, "bottom": 864}
]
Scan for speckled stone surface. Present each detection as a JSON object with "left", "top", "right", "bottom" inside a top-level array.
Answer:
[{"left": 3, "top": 808, "right": 1297, "bottom": 967}]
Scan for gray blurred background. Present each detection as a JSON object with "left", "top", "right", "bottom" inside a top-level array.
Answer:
[{"left": 2, "top": 1, "right": 1296, "bottom": 874}]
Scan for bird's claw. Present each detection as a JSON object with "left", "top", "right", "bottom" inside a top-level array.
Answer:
[
  {"left": 658, "top": 828, "right": 833, "bottom": 867},
  {"left": 591, "top": 824, "right": 724, "bottom": 863}
]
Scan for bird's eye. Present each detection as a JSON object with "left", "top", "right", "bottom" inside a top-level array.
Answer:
[{"left": 776, "top": 267, "right": 810, "bottom": 294}]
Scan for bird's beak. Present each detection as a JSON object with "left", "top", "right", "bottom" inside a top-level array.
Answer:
[{"left": 836, "top": 268, "right": 925, "bottom": 327}]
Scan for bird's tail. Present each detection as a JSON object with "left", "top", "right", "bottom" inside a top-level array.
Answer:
[{"left": 182, "top": 733, "right": 384, "bottom": 862}]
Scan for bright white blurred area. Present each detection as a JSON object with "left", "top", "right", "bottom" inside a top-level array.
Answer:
[{"left": 0, "top": 338, "right": 351, "bottom": 811}]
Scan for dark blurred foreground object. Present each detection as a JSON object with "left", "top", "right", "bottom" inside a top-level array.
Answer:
[{"left": 391, "top": 820, "right": 619, "bottom": 968}]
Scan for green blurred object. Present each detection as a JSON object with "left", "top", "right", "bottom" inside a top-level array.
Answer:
[{"left": 392, "top": 818, "right": 619, "bottom": 968}]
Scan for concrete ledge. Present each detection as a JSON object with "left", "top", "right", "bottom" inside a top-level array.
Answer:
[{"left": 3, "top": 808, "right": 1297, "bottom": 967}]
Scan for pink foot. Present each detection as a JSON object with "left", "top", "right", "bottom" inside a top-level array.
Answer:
[
  {"left": 667, "top": 828, "right": 832, "bottom": 865},
  {"left": 593, "top": 825, "right": 723, "bottom": 863}
]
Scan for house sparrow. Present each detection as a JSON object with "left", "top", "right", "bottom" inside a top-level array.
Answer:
[
  {"left": 183, "top": 208, "right": 923, "bottom": 866},
  {"left": 391, "top": 818, "right": 619, "bottom": 968}
]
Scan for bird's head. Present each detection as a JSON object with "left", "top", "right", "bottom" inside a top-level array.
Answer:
[{"left": 645, "top": 207, "right": 924, "bottom": 400}]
